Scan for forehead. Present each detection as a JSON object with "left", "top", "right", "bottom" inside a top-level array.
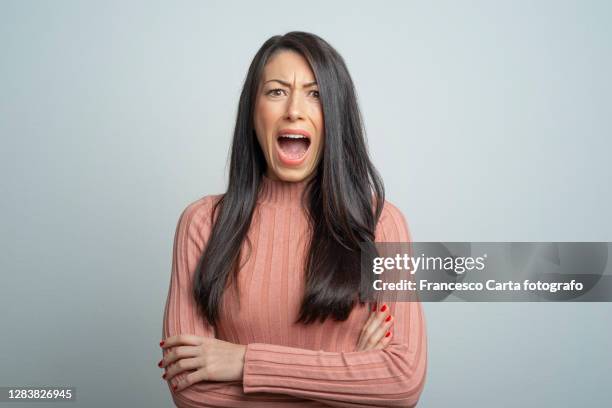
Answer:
[{"left": 262, "top": 50, "right": 315, "bottom": 82}]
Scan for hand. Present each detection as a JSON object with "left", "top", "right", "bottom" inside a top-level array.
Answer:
[
  {"left": 356, "top": 303, "right": 394, "bottom": 351},
  {"left": 158, "top": 335, "right": 246, "bottom": 391}
]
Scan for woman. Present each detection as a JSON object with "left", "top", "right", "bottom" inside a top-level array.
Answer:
[{"left": 159, "top": 31, "right": 427, "bottom": 407}]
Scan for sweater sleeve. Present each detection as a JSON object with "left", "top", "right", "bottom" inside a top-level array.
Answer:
[
  {"left": 242, "top": 201, "right": 428, "bottom": 407},
  {"left": 162, "top": 196, "right": 246, "bottom": 407}
]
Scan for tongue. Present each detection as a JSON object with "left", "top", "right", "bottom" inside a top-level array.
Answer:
[{"left": 278, "top": 138, "right": 309, "bottom": 159}]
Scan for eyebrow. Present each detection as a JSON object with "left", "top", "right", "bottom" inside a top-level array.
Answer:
[{"left": 264, "top": 79, "right": 318, "bottom": 87}]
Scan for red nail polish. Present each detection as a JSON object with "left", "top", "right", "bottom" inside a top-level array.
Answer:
[
  {"left": 385, "top": 331, "right": 391, "bottom": 337},
  {"left": 162, "top": 373, "right": 167, "bottom": 379},
  {"left": 372, "top": 304, "right": 377, "bottom": 312},
  {"left": 158, "top": 360, "right": 163, "bottom": 368},
  {"left": 385, "top": 315, "right": 392, "bottom": 322},
  {"left": 172, "top": 384, "right": 178, "bottom": 391},
  {"left": 380, "top": 305, "right": 387, "bottom": 312},
  {"left": 159, "top": 340, "right": 165, "bottom": 347}
]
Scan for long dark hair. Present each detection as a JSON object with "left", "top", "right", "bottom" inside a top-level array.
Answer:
[{"left": 194, "top": 31, "right": 385, "bottom": 326}]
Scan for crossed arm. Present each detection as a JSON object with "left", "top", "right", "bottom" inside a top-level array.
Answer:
[{"left": 159, "top": 197, "right": 427, "bottom": 407}]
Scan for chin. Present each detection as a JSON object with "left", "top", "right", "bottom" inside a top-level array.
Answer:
[{"left": 272, "top": 165, "right": 314, "bottom": 182}]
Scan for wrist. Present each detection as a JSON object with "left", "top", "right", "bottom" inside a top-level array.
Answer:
[{"left": 238, "top": 344, "right": 247, "bottom": 378}]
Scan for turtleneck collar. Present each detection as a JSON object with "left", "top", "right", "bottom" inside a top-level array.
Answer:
[{"left": 257, "top": 174, "right": 310, "bottom": 207}]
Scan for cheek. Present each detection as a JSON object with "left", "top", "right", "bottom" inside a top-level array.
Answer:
[
  {"left": 256, "top": 103, "right": 282, "bottom": 140},
  {"left": 316, "top": 137, "right": 325, "bottom": 158},
  {"left": 258, "top": 100, "right": 282, "bottom": 123},
  {"left": 254, "top": 104, "right": 272, "bottom": 150},
  {"left": 313, "top": 108, "right": 324, "bottom": 141},
  {"left": 315, "top": 114, "right": 325, "bottom": 152}
]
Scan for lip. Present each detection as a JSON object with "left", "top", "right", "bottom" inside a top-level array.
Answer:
[
  {"left": 275, "top": 128, "right": 312, "bottom": 167},
  {"left": 277, "top": 128, "right": 312, "bottom": 139}
]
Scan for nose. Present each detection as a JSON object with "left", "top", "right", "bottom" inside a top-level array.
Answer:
[{"left": 285, "top": 92, "right": 305, "bottom": 121}]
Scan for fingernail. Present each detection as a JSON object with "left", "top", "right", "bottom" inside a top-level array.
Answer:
[
  {"left": 172, "top": 384, "right": 178, "bottom": 391},
  {"left": 385, "top": 315, "right": 392, "bottom": 322},
  {"left": 159, "top": 340, "right": 165, "bottom": 347},
  {"left": 162, "top": 372, "right": 167, "bottom": 379},
  {"left": 385, "top": 331, "right": 391, "bottom": 337},
  {"left": 158, "top": 360, "right": 163, "bottom": 368},
  {"left": 380, "top": 305, "right": 387, "bottom": 312},
  {"left": 372, "top": 304, "right": 377, "bottom": 312}
]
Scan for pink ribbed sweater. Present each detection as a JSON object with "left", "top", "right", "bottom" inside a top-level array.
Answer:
[{"left": 162, "top": 175, "right": 427, "bottom": 407}]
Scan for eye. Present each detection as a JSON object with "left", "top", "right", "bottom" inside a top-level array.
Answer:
[
  {"left": 266, "top": 88, "right": 286, "bottom": 97},
  {"left": 310, "top": 90, "right": 320, "bottom": 99}
]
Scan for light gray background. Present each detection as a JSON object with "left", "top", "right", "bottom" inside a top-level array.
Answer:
[{"left": 1, "top": 1, "right": 610, "bottom": 407}]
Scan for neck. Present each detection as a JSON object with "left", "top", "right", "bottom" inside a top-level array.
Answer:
[{"left": 257, "top": 174, "right": 309, "bottom": 207}]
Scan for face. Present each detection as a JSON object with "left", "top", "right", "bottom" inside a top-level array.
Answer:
[{"left": 254, "top": 50, "right": 324, "bottom": 182}]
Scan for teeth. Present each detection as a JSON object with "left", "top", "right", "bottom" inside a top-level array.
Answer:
[{"left": 279, "top": 134, "right": 308, "bottom": 139}]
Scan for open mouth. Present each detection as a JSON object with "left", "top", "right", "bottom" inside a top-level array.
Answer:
[{"left": 276, "top": 131, "right": 312, "bottom": 164}]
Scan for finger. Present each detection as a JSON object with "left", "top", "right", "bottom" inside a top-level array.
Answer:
[
  {"left": 357, "top": 305, "right": 390, "bottom": 351},
  {"left": 356, "top": 309, "right": 378, "bottom": 350},
  {"left": 374, "top": 330, "right": 393, "bottom": 350},
  {"left": 364, "top": 315, "right": 394, "bottom": 350},
  {"left": 160, "top": 345, "right": 200, "bottom": 368},
  {"left": 371, "top": 304, "right": 390, "bottom": 327},
  {"left": 164, "top": 357, "right": 201, "bottom": 382},
  {"left": 174, "top": 367, "right": 210, "bottom": 392},
  {"left": 359, "top": 304, "right": 387, "bottom": 341},
  {"left": 161, "top": 334, "right": 203, "bottom": 349},
  {"left": 357, "top": 318, "right": 374, "bottom": 351}
]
